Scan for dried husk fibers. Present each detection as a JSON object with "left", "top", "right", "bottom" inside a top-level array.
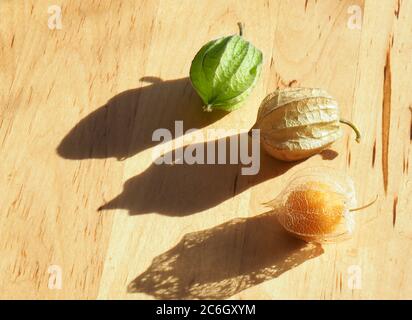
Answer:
[{"left": 254, "top": 87, "right": 359, "bottom": 161}]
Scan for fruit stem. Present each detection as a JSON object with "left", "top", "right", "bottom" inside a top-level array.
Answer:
[
  {"left": 237, "top": 22, "right": 244, "bottom": 36},
  {"left": 349, "top": 194, "right": 378, "bottom": 212},
  {"left": 339, "top": 119, "right": 361, "bottom": 143}
]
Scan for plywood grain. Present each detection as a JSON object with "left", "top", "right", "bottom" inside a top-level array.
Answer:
[{"left": 0, "top": 0, "right": 411, "bottom": 299}]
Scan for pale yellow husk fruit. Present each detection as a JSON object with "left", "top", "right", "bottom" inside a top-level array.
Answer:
[
  {"left": 254, "top": 88, "right": 361, "bottom": 161},
  {"left": 267, "top": 167, "right": 357, "bottom": 243}
]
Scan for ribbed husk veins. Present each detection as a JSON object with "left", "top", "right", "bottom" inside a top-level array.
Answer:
[
  {"left": 268, "top": 167, "right": 357, "bottom": 243},
  {"left": 190, "top": 35, "right": 263, "bottom": 112},
  {"left": 254, "top": 88, "right": 344, "bottom": 161}
]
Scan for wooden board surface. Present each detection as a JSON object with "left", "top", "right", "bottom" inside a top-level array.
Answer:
[{"left": 1, "top": 0, "right": 411, "bottom": 299}]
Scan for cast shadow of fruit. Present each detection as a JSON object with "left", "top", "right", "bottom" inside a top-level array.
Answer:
[
  {"left": 98, "top": 134, "right": 299, "bottom": 216},
  {"left": 57, "top": 77, "right": 227, "bottom": 160},
  {"left": 128, "top": 212, "right": 324, "bottom": 299}
]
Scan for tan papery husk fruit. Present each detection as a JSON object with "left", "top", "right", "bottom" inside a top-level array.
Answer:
[{"left": 253, "top": 88, "right": 360, "bottom": 161}]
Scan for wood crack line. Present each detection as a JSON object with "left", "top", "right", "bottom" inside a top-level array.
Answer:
[
  {"left": 393, "top": 195, "right": 398, "bottom": 228},
  {"left": 382, "top": 37, "right": 392, "bottom": 195}
]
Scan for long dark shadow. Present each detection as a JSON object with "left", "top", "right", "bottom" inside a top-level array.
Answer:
[
  {"left": 128, "top": 212, "right": 324, "bottom": 299},
  {"left": 57, "top": 77, "right": 227, "bottom": 160},
  {"left": 98, "top": 135, "right": 300, "bottom": 216}
]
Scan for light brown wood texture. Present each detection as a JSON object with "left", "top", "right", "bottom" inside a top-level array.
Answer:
[{"left": 1, "top": 0, "right": 411, "bottom": 299}]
